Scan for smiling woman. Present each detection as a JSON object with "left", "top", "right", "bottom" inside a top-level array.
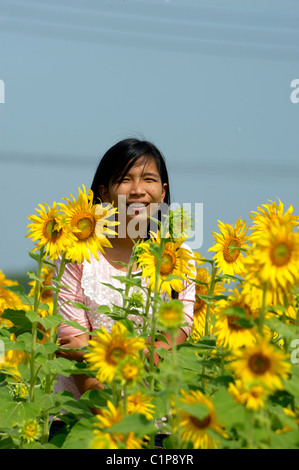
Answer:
[{"left": 51, "top": 138, "right": 196, "bottom": 423}]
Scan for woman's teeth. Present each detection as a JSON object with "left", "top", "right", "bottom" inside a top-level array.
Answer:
[{"left": 128, "top": 203, "right": 148, "bottom": 208}]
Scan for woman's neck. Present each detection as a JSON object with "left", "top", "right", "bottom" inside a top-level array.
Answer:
[{"left": 102, "top": 235, "right": 140, "bottom": 270}]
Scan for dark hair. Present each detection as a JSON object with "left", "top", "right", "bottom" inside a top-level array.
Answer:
[
  {"left": 91, "top": 138, "right": 170, "bottom": 205},
  {"left": 91, "top": 138, "right": 178, "bottom": 298}
]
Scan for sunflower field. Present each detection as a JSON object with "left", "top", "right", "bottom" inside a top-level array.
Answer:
[{"left": 0, "top": 190, "right": 299, "bottom": 450}]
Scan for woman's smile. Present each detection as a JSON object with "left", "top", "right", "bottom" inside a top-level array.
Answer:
[{"left": 102, "top": 158, "right": 167, "bottom": 224}]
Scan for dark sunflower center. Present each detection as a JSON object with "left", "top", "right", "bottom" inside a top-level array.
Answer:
[
  {"left": 227, "top": 303, "right": 252, "bottom": 331},
  {"left": 160, "top": 249, "right": 176, "bottom": 275},
  {"left": 72, "top": 211, "right": 95, "bottom": 240},
  {"left": 270, "top": 241, "right": 292, "bottom": 267},
  {"left": 223, "top": 238, "right": 241, "bottom": 263},
  {"left": 43, "top": 218, "right": 62, "bottom": 242},
  {"left": 109, "top": 347, "right": 126, "bottom": 365},
  {"left": 227, "top": 315, "right": 244, "bottom": 331},
  {"left": 248, "top": 353, "right": 271, "bottom": 375},
  {"left": 190, "top": 414, "right": 211, "bottom": 430}
]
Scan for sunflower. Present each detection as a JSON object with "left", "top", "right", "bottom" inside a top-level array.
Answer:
[
  {"left": 249, "top": 199, "right": 299, "bottom": 240},
  {"left": 275, "top": 408, "right": 299, "bottom": 434},
  {"left": 213, "top": 288, "right": 260, "bottom": 351},
  {"left": 244, "top": 221, "right": 299, "bottom": 291},
  {"left": 59, "top": 185, "right": 117, "bottom": 263},
  {"left": 157, "top": 299, "right": 185, "bottom": 331},
  {"left": 115, "top": 356, "right": 145, "bottom": 386},
  {"left": 228, "top": 379, "right": 267, "bottom": 411},
  {"left": 0, "top": 271, "right": 24, "bottom": 326},
  {"left": 175, "top": 389, "right": 227, "bottom": 449},
  {"left": 136, "top": 233, "right": 195, "bottom": 297},
  {"left": 20, "top": 419, "right": 42, "bottom": 444},
  {"left": 191, "top": 266, "right": 224, "bottom": 341},
  {"left": 126, "top": 392, "right": 156, "bottom": 420},
  {"left": 208, "top": 218, "right": 251, "bottom": 280},
  {"left": 92, "top": 430, "right": 144, "bottom": 450},
  {"left": 26, "top": 201, "right": 75, "bottom": 260},
  {"left": 28, "top": 265, "right": 54, "bottom": 317},
  {"left": 241, "top": 273, "right": 284, "bottom": 313},
  {"left": 92, "top": 400, "right": 144, "bottom": 449},
  {"left": 1, "top": 332, "right": 27, "bottom": 379},
  {"left": 230, "top": 336, "right": 291, "bottom": 391},
  {"left": 11, "top": 383, "right": 29, "bottom": 401},
  {"left": 84, "top": 322, "right": 146, "bottom": 384}
]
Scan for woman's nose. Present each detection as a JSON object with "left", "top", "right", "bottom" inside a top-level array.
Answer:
[{"left": 129, "top": 179, "right": 146, "bottom": 195}]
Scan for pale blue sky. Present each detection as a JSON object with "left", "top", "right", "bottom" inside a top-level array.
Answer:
[{"left": 1, "top": 0, "right": 299, "bottom": 275}]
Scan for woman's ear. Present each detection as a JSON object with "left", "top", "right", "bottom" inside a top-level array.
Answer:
[
  {"left": 98, "top": 185, "right": 110, "bottom": 203},
  {"left": 161, "top": 183, "right": 167, "bottom": 203}
]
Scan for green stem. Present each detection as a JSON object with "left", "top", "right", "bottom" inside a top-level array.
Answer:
[
  {"left": 170, "top": 329, "right": 181, "bottom": 448},
  {"left": 123, "top": 248, "right": 136, "bottom": 312},
  {"left": 143, "top": 287, "right": 152, "bottom": 334},
  {"left": 123, "top": 385, "right": 127, "bottom": 415},
  {"left": 201, "top": 261, "right": 216, "bottom": 391},
  {"left": 29, "top": 247, "right": 45, "bottom": 403},
  {"left": 258, "top": 283, "right": 267, "bottom": 336},
  {"left": 41, "top": 253, "right": 67, "bottom": 444},
  {"left": 147, "top": 236, "right": 166, "bottom": 449},
  {"left": 149, "top": 239, "right": 166, "bottom": 391},
  {"left": 204, "top": 261, "right": 216, "bottom": 337}
]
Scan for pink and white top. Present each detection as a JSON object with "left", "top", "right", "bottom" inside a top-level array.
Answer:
[{"left": 53, "top": 247, "right": 195, "bottom": 399}]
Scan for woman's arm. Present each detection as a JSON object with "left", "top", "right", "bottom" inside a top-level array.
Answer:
[
  {"left": 56, "top": 333, "right": 104, "bottom": 411},
  {"left": 53, "top": 258, "right": 104, "bottom": 404}
]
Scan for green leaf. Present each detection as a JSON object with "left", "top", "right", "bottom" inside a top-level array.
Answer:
[
  {"left": 100, "top": 282, "right": 124, "bottom": 294},
  {"left": 43, "top": 259, "right": 57, "bottom": 269},
  {"left": 36, "top": 342, "right": 58, "bottom": 356},
  {"left": 178, "top": 402, "right": 210, "bottom": 421},
  {"left": 213, "top": 387, "right": 246, "bottom": 427},
  {"left": 108, "top": 413, "right": 157, "bottom": 437},
  {"left": 271, "top": 431, "right": 299, "bottom": 449},
  {"left": 28, "top": 250, "right": 43, "bottom": 263},
  {"left": 0, "top": 285, "right": 33, "bottom": 306},
  {"left": 1, "top": 309, "right": 32, "bottom": 331},
  {"left": 265, "top": 318, "right": 298, "bottom": 341},
  {"left": 62, "top": 418, "right": 95, "bottom": 449},
  {"left": 283, "top": 367, "right": 299, "bottom": 401},
  {"left": 0, "top": 284, "right": 25, "bottom": 295},
  {"left": 35, "top": 356, "right": 76, "bottom": 377},
  {"left": 176, "top": 348, "right": 203, "bottom": 373},
  {"left": 95, "top": 305, "right": 111, "bottom": 314},
  {"left": 55, "top": 315, "right": 87, "bottom": 334},
  {"left": 0, "top": 437, "right": 17, "bottom": 449},
  {"left": 80, "top": 389, "right": 111, "bottom": 410},
  {"left": 26, "top": 271, "right": 44, "bottom": 283},
  {"left": 67, "top": 301, "right": 92, "bottom": 311},
  {"left": 0, "top": 401, "right": 41, "bottom": 428},
  {"left": 111, "top": 276, "right": 143, "bottom": 288},
  {"left": 25, "top": 310, "right": 59, "bottom": 330}
]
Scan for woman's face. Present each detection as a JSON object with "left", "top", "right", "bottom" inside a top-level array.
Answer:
[{"left": 99, "top": 157, "right": 167, "bottom": 232}]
